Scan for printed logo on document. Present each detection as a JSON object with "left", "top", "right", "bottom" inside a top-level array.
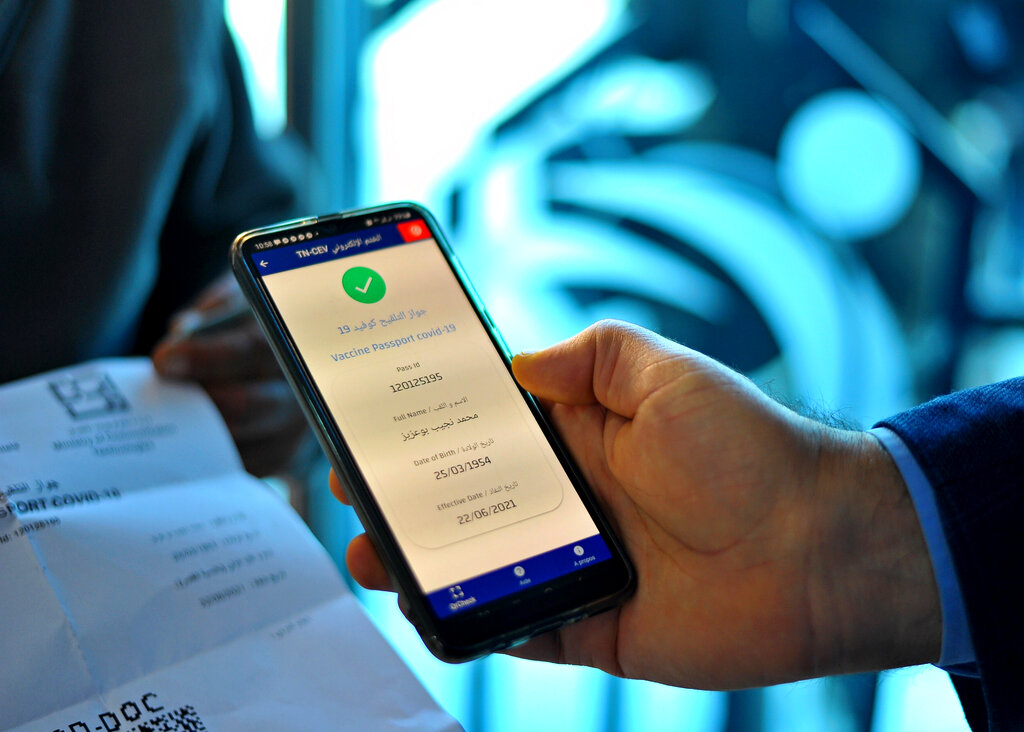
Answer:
[{"left": 49, "top": 371, "right": 130, "bottom": 420}]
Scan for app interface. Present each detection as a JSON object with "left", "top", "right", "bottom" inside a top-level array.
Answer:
[{"left": 254, "top": 219, "right": 611, "bottom": 616}]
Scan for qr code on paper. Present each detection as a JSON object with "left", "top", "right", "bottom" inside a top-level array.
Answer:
[
  {"left": 133, "top": 705, "right": 207, "bottom": 732},
  {"left": 48, "top": 371, "right": 130, "bottom": 420}
]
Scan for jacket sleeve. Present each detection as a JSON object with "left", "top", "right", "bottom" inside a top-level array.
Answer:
[
  {"left": 131, "top": 23, "right": 310, "bottom": 353},
  {"left": 876, "top": 377, "right": 1024, "bottom": 731}
]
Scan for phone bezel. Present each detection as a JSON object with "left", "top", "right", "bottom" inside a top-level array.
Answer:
[{"left": 231, "top": 202, "right": 635, "bottom": 661}]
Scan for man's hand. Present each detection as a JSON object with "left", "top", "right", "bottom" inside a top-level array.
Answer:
[
  {"left": 152, "top": 274, "right": 309, "bottom": 477},
  {"left": 333, "top": 320, "right": 941, "bottom": 689}
]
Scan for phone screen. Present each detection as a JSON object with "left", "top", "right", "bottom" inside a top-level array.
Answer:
[{"left": 247, "top": 211, "right": 617, "bottom": 620}]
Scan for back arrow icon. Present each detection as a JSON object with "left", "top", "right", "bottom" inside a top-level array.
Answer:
[{"left": 259, "top": 259, "right": 268, "bottom": 268}]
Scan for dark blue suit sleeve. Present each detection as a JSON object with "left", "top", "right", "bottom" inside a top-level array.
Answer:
[{"left": 877, "top": 377, "right": 1024, "bottom": 731}]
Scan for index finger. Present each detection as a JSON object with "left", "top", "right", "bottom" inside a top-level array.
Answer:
[{"left": 152, "top": 321, "right": 282, "bottom": 381}]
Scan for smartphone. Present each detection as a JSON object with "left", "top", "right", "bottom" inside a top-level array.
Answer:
[{"left": 231, "top": 202, "right": 635, "bottom": 661}]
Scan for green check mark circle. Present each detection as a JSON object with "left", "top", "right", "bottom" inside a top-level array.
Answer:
[{"left": 342, "top": 266, "right": 386, "bottom": 304}]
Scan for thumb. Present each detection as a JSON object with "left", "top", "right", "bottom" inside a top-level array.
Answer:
[{"left": 511, "top": 320, "right": 691, "bottom": 419}]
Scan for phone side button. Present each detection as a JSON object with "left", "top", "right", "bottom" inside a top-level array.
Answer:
[{"left": 481, "top": 307, "right": 507, "bottom": 342}]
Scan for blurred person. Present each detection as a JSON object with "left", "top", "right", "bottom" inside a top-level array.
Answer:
[
  {"left": 335, "top": 320, "right": 1021, "bottom": 731},
  {"left": 0, "top": 2, "right": 309, "bottom": 475}
]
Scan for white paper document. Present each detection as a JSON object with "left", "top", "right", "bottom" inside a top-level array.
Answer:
[{"left": 0, "top": 358, "right": 461, "bottom": 731}]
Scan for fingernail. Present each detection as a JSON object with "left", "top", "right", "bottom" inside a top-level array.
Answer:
[
  {"left": 170, "top": 310, "right": 203, "bottom": 336},
  {"left": 155, "top": 351, "right": 190, "bottom": 378}
]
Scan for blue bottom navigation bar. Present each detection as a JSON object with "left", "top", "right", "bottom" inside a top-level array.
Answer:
[{"left": 427, "top": 534, "right": 612, "bottom": 618}]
